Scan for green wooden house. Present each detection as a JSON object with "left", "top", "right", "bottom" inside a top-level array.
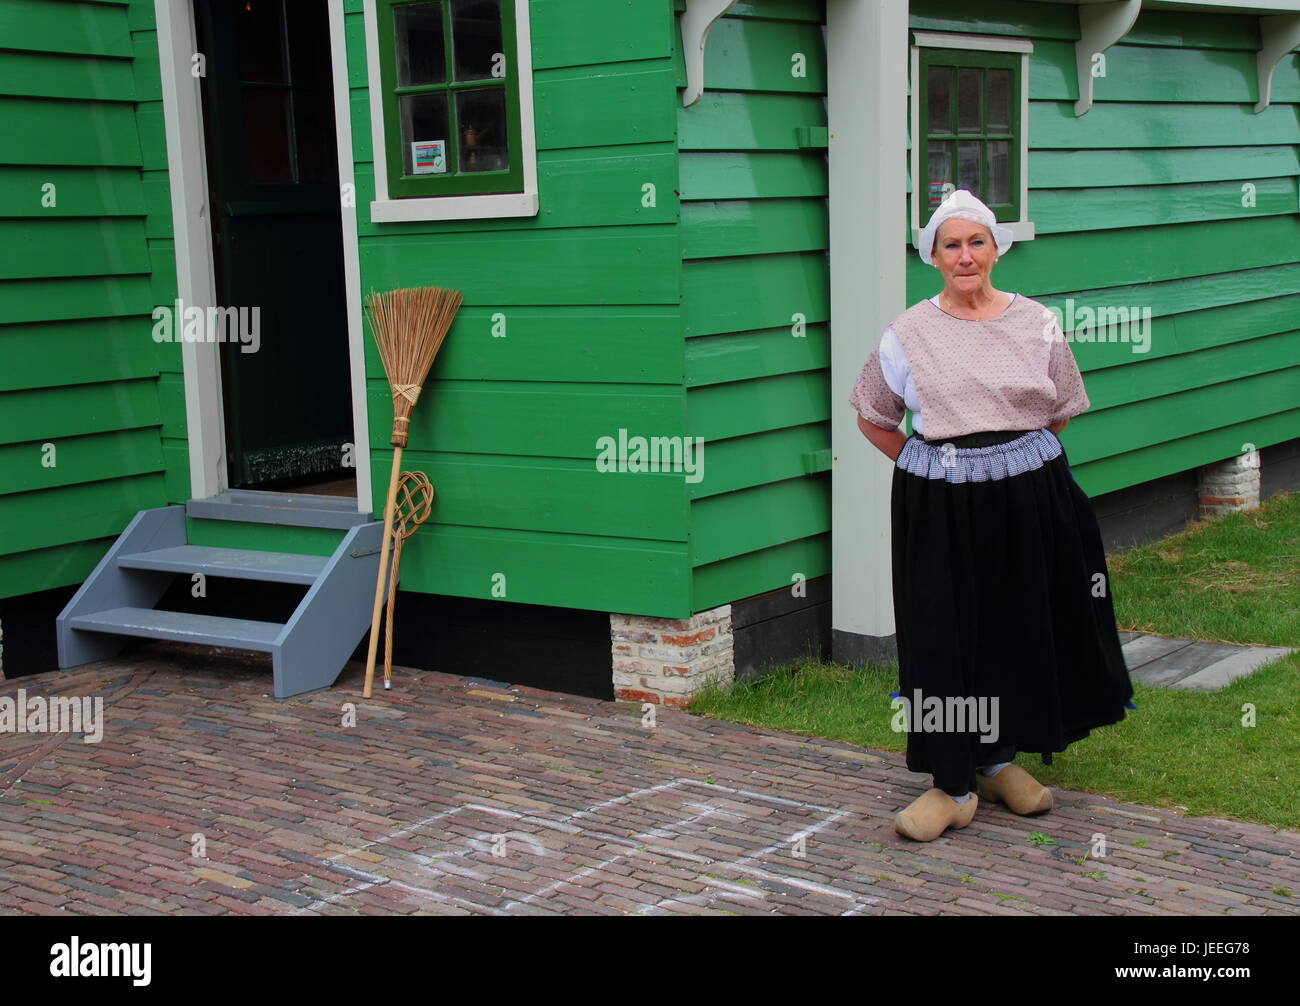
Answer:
[{"left": 1, "top": 0, "right": 1297, "bottom": 700}]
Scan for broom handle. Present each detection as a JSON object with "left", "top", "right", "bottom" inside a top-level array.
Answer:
[{"left": 362, "top": 446, "right": 404, "bottom": 698}]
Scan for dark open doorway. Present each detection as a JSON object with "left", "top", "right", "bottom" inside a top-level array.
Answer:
[{"left": 193, "top": 0, "right": 355, "bottom": 496}]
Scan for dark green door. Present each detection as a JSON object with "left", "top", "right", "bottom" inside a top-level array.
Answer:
[{"left": 194, "top": 0, "right": 354, "bottom": 491}]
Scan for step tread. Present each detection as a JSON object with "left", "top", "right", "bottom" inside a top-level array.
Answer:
[
  {"left": 187, "top": 491, "right": 370, "bottom": 529},
  {"left": 68, "top": 606, "right": 283, "bottom": 650},
  {"left": 117, "top": 545, "right": 327, "bottom": 585}
]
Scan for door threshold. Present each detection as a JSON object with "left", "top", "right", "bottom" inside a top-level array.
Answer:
[{"left": 187, "top": 489, "right": 372, "bottom": 529}]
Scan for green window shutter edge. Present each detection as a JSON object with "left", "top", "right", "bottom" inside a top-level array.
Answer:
[{"left": 376, "top": 0, "right": 526, "bottom": 199}]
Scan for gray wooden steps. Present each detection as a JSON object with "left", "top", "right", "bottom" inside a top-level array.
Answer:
[
  {"left": 56, "top": 504, "right": 390, "bottom": 699},
  {"left": 67, "top": 606, "right": 283, "bottom": 650},
  {"left": 116, "top": 545, "right": 327, "bottom": 585},
  {"left": 186, "top": 489, "right": 371, "bottom": 529}
]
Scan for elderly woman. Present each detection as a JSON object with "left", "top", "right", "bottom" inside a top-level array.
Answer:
[{"left": 849, "top": 189, "right": 1134, "bottom": 842}]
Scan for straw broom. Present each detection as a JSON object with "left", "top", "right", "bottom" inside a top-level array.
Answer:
[{"left": 362, "top": 286, "right": 462, "bottom": 698}]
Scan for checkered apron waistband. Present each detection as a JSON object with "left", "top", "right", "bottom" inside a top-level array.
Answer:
[{"left": 897, "top": 427, "right": 1062, "bottom": 483}]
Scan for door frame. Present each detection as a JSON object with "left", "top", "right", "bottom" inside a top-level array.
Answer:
[{"left": 155, "top": 0, "right": 372, "bottom": 511}]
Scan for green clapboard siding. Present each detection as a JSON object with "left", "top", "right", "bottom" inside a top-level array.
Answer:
[
  {"left": 10, "top": 0, "right": 1295, "bottom": 630},
  {"left": 678, "top": 2, "right": 831, "bottom": 613},
  {"left": 344, "top": 0, "right": 691, "bottom": 617},
  {"left": 0, "top": 537, "right": 121, "bottom": 601},
  {"left": 0, "top": 0, "right": 171, "bottom": 599}
]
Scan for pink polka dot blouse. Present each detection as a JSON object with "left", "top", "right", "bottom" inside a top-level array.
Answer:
[{"left": 848, "top": 291, "right": 1091, "bottom": 441}]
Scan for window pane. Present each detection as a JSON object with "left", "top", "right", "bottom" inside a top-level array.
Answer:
[
  {"left": 400, "top": 92, "right": 450, "bottom": 175},
  {"left": 395, "top": 2, "right": 446, "bottom": 86},
  {"left": 456, "top": 87, "right": 508, "bottom": 171},
  {"left": 987, "top": 69, "right": 1011, "bottom": 132},
  {"left": 957, "top": 68, "right": 981, "bottom": 134},
  {"left": 242, "top": 86, "right": 295, "bottom": 183},
  {"left": 237, "top": 0, "right": 287, "bottom": 84},
  {"left": 452, "top": 0, "right": 504, "bottom": 81},
  {"left": 987, "top": 140, "right": 1010, "bottom": 204},
  {"left": 927, "top": 141, "right": 951, "bottom": 208},
  {"left": 958, "top": 140, "right": 980, "bottom": 193},
  {"left": 926, "top": 65, "right": 951, "bottom": 135}
]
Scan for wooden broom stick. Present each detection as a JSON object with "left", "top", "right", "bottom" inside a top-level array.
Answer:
[{"left": 361, "top": 286, "right": 461, "bottom": 698}]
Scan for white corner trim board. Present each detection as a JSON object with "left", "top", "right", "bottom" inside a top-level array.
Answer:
[
  {"left": 154, "top": 0, "right": 227, "bottom": 501},
  {"left": 327, "top": 0, "right": 372, "bottom": 512},
  {"left": 361, "top": 0, "right": 539, "bottom": 222},
  {"left": 1075, "top": 0, "right": 1142, "bottom": 117},
  {"left": 828, "top": 0, "right": 909, "bottom": 643}
]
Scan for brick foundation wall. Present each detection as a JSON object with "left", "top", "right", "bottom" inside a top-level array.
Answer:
[
  {"left": 1198, "top": 445, "right": 1261, "bottom": 520},
  {"left": 611, "top": 605, "right": 734, "bottom": 708}
]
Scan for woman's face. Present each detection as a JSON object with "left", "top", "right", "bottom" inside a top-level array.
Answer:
[{"left": 932, "top": 218, "right": 998, "bottom": 295}]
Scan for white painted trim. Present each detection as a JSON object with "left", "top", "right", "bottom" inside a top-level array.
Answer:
[
  {"left": 155, "top": 0, "right": 226, "bottom": 501},
  {"left": 909, "top": 38, "right": 1035, "bottom": 249},
  {"left": 1075, "top": 0, "right": 1142, "bottom": 116},
  {"left": 829, "top": 0, "right": 909, "bottom": 644},
  {"left": 680, "top": 0, "right": 737, "bottom": 107},
  {"left": 156, "top": 0, "right": 369, "bottom": 506},
  {"left": 363, "top": 0, "right": 539, "bottom": 221},
  {"left": 911, "top": 29, "right": 1033, "bottom": 52},
  {"left": 1254, "top": 13, "right": 1300, "bottom": 112},
  {"left": 328, "top": 0, "right": 373, "bottom": 513},
  {"left": 371, "top": 190, "right": 538, "bottom": 223},
  {"left": 1129, "top": 0, "right": 1300, "bottom": 11}
]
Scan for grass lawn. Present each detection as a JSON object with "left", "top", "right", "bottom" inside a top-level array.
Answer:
[{"left": 687, "top": 490, "right": 1300, "bottom": 831}]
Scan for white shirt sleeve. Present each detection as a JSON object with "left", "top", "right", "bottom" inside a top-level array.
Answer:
[{"left": 879, "top": 326, "right": 923, "bottom": 437}]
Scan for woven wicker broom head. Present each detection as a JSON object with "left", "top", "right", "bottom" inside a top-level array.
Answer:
[{"left": 364, "top": 286, "right": 463, "bottom": 447}]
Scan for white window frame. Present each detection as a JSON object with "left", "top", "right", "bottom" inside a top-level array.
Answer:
[
  {"left": 362, "top": 0, "right": 539, "bottom": 223},
  {"left": 910, "top": 30, "right": 1036, "bottom": 248}
]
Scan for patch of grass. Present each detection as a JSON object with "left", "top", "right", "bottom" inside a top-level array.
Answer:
[
  {"left": 1108, "top": 493, "right": 1300, "bottom": 646},
  {"left": 1026, "top": 832, "right": 1058, "bottom": 846},
  {"left": 686, "top": 492, "right": 1300, "bottom": 830}
]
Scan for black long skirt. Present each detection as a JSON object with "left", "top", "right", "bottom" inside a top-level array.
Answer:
[{"left": 890, "top": 427, "right": 1134, "bottom": 796}]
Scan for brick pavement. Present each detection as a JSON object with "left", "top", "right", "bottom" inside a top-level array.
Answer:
[{"left": 1, "top": 643, "right": 1297, "bottom": 916}]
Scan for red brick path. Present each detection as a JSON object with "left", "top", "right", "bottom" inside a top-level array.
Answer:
[{"left": 1, "top": 644, "right": 1297, "bottom": 916}]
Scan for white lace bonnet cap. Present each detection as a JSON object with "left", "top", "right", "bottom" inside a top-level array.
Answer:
[{"left": 918, "top": 188, "right": 1015, "bottom": 265}]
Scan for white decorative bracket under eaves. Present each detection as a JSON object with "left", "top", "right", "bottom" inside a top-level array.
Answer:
[
  {"left": 1074, "top": 0, "right": 1142, "bottom": 117},
  {"left": 681, "top": 0, "right": 737, "bottom": 108},
  {"left": 1255, "top": 14, "right": 1300, "bottom": 114}
]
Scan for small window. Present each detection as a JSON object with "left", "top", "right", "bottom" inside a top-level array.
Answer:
[
  {"left": 910, "top": 32, "right": 1035, "bottom": 247},
  {"left": 920, "top": 50, "right": 1019, "bottom": 224},
  {"left": 373, "top": 0, "right": 525, "bottom": 200}
]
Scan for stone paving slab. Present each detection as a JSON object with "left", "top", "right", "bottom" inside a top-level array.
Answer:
[
  {"left": 1122, "top": 634, "right": 1295, "bottom": 691},
  {"left": 1, "top": 643, "right": 1298, "bottom": 916}
]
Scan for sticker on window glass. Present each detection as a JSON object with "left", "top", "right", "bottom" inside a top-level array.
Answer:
[
  {"left": 928, "top": 181, "right": 952, "bottom": 207},
  {"left": 412, "top": 139, "right": 447, "bottom": 174}
]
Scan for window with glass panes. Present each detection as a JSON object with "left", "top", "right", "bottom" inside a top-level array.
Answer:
[
  {"left": 376, "top": 0, "right": 523, "bottom": 197},
  {"left": 918, "top": 49, "right": 1020, "bottom": 226}
]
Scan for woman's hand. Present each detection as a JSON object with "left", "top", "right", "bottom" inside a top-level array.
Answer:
[
  {"left": 1048, "top": 419, "right": 1069, "bottom": 436},
  {"left": 856, "top": 414, "right": 908, "bottom": 462}
]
